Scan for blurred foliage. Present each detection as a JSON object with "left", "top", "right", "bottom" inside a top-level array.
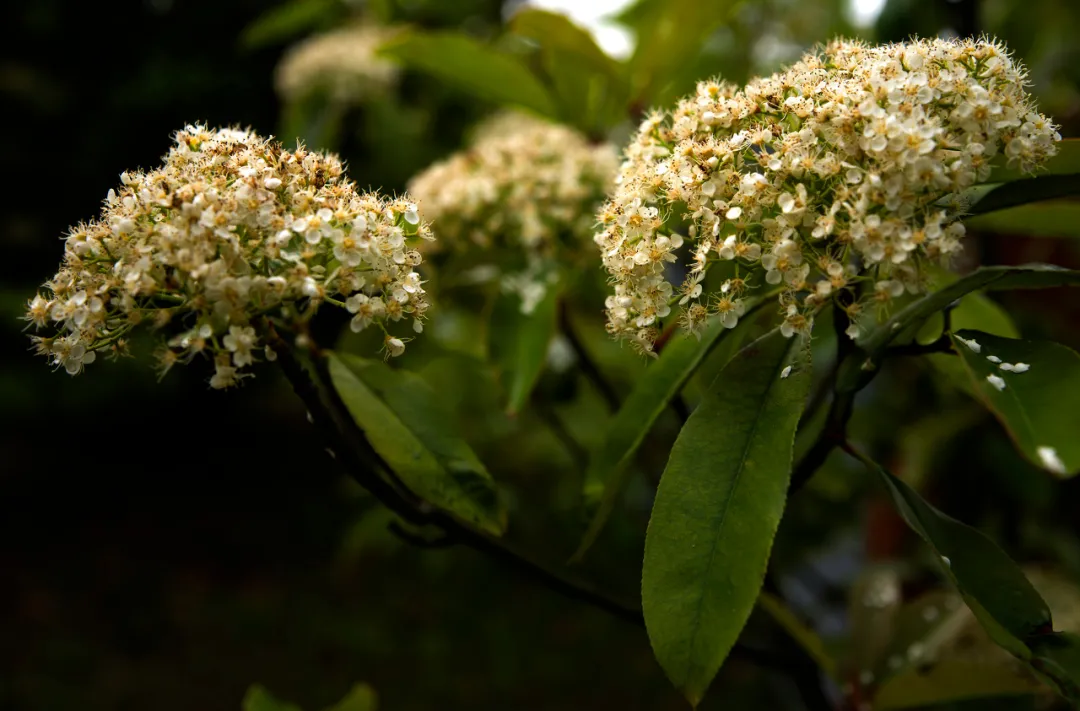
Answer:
[{"left": 3, "top": 0, "right": 1080, "bottom": 709}]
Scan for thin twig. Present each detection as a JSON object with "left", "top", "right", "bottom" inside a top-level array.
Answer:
[{"left": 789, "top": 299, "right": 858, "bottom": 494}]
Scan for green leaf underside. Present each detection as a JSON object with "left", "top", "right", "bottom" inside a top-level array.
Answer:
[
  {"left": 378, "top": 32, "right": 556, "bottom": 117},
  {"left": 860, "top": 265, "right": 1080, "bottom": 356},
  {"left": 572, "top": 311, "right": 760, "bottom": 562},
  {"left": 323, "top": 683, "right": 378, "bottom": 711},
  {"left": 950, "top": 330, "right": 1080, "bottom": 477},
  {"left": 509, "top": 9, "right": 626, "bottom": 131},
  {"left": 488, "top": 286, "right": 560, "bottom": 415},
  {"left": 870, "top": 463, "right": 1051, "bottom": 658},
  {"left": 243, "top": 685, "right": 303, "bottom": 711},
  {"left": 874, "top": 660, "right": 1042, "bottom": 709},
  {"left": 965, "top": 201, "right": 1080, "bottom": 238},
  {"left": 328, "top": 353, "right": 506, "bottom": 536},
  {"left": 642, "top": 331, "right": 810, "bottom": 705},
  {"left": 758, "top": 592, "right": 837, "bottom": 681}
]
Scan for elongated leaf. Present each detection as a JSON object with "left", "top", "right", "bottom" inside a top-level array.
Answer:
[
  {"left": 244, "top": 685, "right": 302, "bottom": 711},
  {"left": 965, "top": 201, "right": 1080, "bottom": 238},
  {"left": 867, "top": 461, "right": 1051, "bottom": 658},
  {"left": 378, "top": 32, "right": 557, "bottom": 117},
  {"left": 488, "top": 286, "right": 561, "bottom": 415},
  {"left": 642, "top": 331, "right": 810, "bottom": 705},
  {"left": 619, "top": 0, "right": 740, "bottom": 106},
  {"left": 240, "top": 0, "right": 337, "bottom": 49},
  {"left": 324, "top": 683, "right": 377, "bottom": 711},
  {"left": 960, "top": 175, "right": 1080, "bottom": 216},
  {"left": 509, "top": 9, "right": 621, "bottom": 76},
  {"left": 949, "top": 330, "right": 1080, "bottom": 477},
  {"left": 328, "top": 353, "right": 506, "bottom": 535},
  {"left": 923, "top": 289, "right": 1019, "bottom": 399},
  {"left": 571, "top": 311, "right": 757, "bottom": 562},
  {"left": 509, "top": 9, "right": 627, "bottom": 131},
  {"left": 859, "top": 264, "right": 1080, "bottom": 358},
  {"left": 758, "top": 592, "right": 837, "bottom": 680}
]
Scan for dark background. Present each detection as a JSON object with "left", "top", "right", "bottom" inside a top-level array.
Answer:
[{"left": 2, "top": 1, "right": 1079, "bottom": 709}]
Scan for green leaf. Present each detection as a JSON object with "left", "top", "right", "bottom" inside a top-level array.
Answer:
[
  {"left": 327, "top": 353, "right": 506, "bottom": 535},
  {"left": 865, "top": 459, "right": 1051, "bottom": 658},
  {"left": 243, "top": 685, "right": 303, "bottom": 711},
  {"left": 488, "top": 286, "right": 561, "bottom": 415},
  {"left": 642, "top": 330, "right": 810, "bottom": 705},
  {"left": 240, "top": 0, "right": 338, "bottom": 50},
  {"left": 510, "top": 9, "right": 621, "bottom": 76},
  {"left": 571, "top": 309, "right": 759, "bottom": 563},
  {"left": 378, "top": 31, "right": 557, "bottom": 117},
  {"left": 758, "top": 592, "right": 837, "bottom": 681},
  {"left": 858, "top": 264, "right": 1080, "bottom": 359},
  {"left": 949, "top": 330, "right": 1080, "bottom": 477},
  {"left": 509, "top": 9, "right": 627, "bottom": 131},
  {"left": 958, "top": 175, "right": 1080, "bottom": 216},
  {"left": 619, "top": 0, "right": 740, "bottom": 106},
  {"left": 324, "top": 683, "right": 377, "bottom": 711},
  {"left": 964, "top": 200, "right": 1080, "bottom": 238}
]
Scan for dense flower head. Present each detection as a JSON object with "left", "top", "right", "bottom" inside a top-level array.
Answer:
[
  {"left": 595, "top": 37, "right": 1060, "bottom": 353},
  {"left": 27, "top": 124, "right": 433, "bottom": 386},
  {"left": 275, "top": 24, "right": 400, "bottom": 104},
  {"left": 409, "top": 112, "right": 619, "bottom": 311}
]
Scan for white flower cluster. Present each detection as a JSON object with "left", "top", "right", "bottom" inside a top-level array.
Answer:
[
  {"left": 27, "top": 124, "right": 433, "bottom": 386},
  {"left": 275, "top": 24, "right": 400, "bottom": 104},
  {"left": 595, "top": 38, "right": 1060, "bottom": 352},
  {"left": 408, "top": 112, "right": 618, "bottom": 312}
]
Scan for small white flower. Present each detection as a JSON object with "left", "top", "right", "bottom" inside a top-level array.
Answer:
[
  {"left": 999, "top": 362, "right": 1030, "bottom": 373},
  {"left": 986, "top": 355, "right": 1002, "bottom": 363},
  {"left": 956, "top": 336, "right": 982, "bottom": 353},
  {"left": 986, "top": 374, "right": 1006, "bottom": 391},
  {"left": 385, "top": 336, "right": 406, "bottom": 358},
  {"left": 780, "top": 365, "right": 792, "bottom": 379},
  {"left": 1037, "top": 446, "right": 1067, "bottom": 475}
]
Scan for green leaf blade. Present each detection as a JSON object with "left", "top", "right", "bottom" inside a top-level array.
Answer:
[
  {"left": 964, "top": 201, "right": 1080, "bottom": 238},
  {"left": 869, "top": 463, "right": 1051, "bottom": 656},
  {"left": 572, "top": 312, "right": 756, "bottom": 562},
  {"left": 489, "top": 287, "right": 561, "bottom": 415},
  {"left": 859, "top": 264, "right": 1080, "bottom": 358},
  {"left": 950, "top": 330, "right": 1080, "bottom": 477},
  {"left": 328, "top": 353, "right": 506, "bottom": 535},
  {"left": 378, "top": 31, "right": 557, "bottom": 117},
  {"left": 642, "top": 331, "right": 810, "bottom": 705}
]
